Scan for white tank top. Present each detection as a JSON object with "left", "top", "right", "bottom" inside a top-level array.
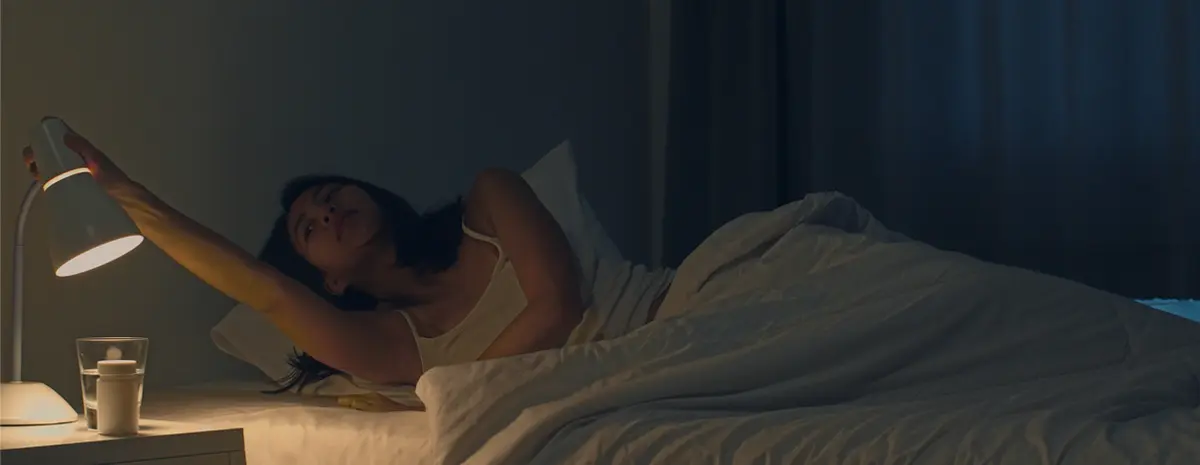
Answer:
[
  {"left": 397, "top": 223, "right": 528, "bottom": 371},
  {"left": 396, "top": 223, "right": 675, "bottom": 371}
]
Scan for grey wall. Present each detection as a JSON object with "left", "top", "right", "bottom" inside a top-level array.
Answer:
[{"left": 1, "top": 0, "right": 647, "bottom": 408}]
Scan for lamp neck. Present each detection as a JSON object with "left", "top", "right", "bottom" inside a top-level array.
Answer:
[{"left": 11, "top": 180, "right": 41, "bottom": 382}]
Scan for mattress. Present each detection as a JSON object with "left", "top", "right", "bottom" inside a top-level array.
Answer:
[{"left": 140, "top": 381, "right": 428, "bottom": 465}]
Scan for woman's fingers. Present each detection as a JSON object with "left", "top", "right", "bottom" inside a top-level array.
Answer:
[
  {"left": 60, "top": 130, "right": 130, "bottom": 188},
  {"left": 337, "top": 393, "right": 419, "bottom": 412},
  {"left": 21, "top": 146, "right": 39, "bottom": 180},
  {"left": 19, "top": 132, "right": 102, "bottom": 179}
]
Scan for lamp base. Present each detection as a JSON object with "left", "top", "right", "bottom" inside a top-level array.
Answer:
[{"left": 0, "top": 381, "right": 79, "bottom": 426}]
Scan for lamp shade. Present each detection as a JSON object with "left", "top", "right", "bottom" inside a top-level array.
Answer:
[{"left": 30, "top": 117, "right": 144, "bottom": 276}]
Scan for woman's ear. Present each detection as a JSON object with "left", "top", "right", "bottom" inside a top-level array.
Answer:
[{"left": 324, "top": 277, "right": 348, "bottom": 296}]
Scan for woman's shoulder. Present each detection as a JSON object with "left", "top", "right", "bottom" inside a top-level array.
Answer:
[
  {"left": 461, "top": 195, "right": 495, "bottom": 239},
  {"left": 461, "top": 167, "right": 524, "bottom": 237}
]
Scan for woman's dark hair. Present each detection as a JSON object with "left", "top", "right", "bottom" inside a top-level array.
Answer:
[{"left": 256, "top": 174, "right": 463, "bottom": 393}]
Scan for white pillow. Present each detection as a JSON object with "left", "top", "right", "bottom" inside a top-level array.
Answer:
[{"left": 210, "top": 140, "right": 623, "bottom": 389}]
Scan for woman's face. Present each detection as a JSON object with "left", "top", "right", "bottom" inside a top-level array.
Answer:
[{"left": 286, "top": 182, "right": 386, "bottom": 292}]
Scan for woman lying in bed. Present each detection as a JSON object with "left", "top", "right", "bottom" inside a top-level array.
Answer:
[{"left": 24, "top": 128, "right": 669, "bottom": 411}]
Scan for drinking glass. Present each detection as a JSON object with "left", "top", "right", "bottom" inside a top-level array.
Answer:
[{"left": 76, "top": 337, "right": 148, "bottom": 430}]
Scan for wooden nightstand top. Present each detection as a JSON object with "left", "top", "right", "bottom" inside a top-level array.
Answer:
[{"left": 1, "top": 418, "right": 244, "bottom": 465}]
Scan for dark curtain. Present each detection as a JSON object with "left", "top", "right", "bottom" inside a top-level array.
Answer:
[{"left": 658, "top": 0, "right": 1199, "bottom": 299}]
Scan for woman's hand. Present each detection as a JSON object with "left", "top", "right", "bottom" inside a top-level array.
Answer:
[
  {"left": 337, "top": 393, "right": 425, "bottom": 412},
  {"left": 22, "top": 131, "right": 132, "bottom": 191}
]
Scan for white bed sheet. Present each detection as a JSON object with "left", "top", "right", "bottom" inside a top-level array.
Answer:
[{"left": 141, "top": 381, "right": 428, "bottom": 465}]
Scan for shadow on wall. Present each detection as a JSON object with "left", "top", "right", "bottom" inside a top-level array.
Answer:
[{"left": 0, "top": 0, "right": 648, "bottom": 407}]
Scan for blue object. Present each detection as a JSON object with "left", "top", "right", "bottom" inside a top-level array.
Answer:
[{"left": 1137, "top": 299, "right": 1200, "bottom": 323}]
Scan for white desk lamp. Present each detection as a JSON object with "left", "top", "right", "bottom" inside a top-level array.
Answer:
[{"left": 1, "top": 117, "right": 145, "bottom": 426}]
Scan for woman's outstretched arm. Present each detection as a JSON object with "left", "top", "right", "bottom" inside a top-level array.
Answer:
[
  {"left": 111, "top": 180, "right": 421, "bottom": 384},
  {"left": 26, "top": 132, "right": 421, "bottom": 385}
]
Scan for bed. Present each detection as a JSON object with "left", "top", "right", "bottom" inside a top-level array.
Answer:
[
  {"left": 196, "top": 189, "right": 1200, "bottom": 464},
  {"left": 141, "top": 381, "right": 428, "bottom": 465}
]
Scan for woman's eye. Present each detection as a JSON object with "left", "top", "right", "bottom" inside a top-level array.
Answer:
[{"left": 304, "top": 223, "right": 314, "bottom": 240}]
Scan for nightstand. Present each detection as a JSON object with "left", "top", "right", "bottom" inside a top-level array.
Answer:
[{"left": 1, "top": 418, "right": 245, "bottom": 465}]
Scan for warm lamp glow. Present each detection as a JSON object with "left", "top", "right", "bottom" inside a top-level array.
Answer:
[
  {"left": 55, "top": 234, "right": 145, "bottom": 277},
  {"left": 42, "top": 167, "right": 91, "bottom": 190}
]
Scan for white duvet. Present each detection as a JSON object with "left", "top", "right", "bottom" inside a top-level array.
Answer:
[{"left": 409, "top": 192, "right": 1199, "bottom": 465}]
